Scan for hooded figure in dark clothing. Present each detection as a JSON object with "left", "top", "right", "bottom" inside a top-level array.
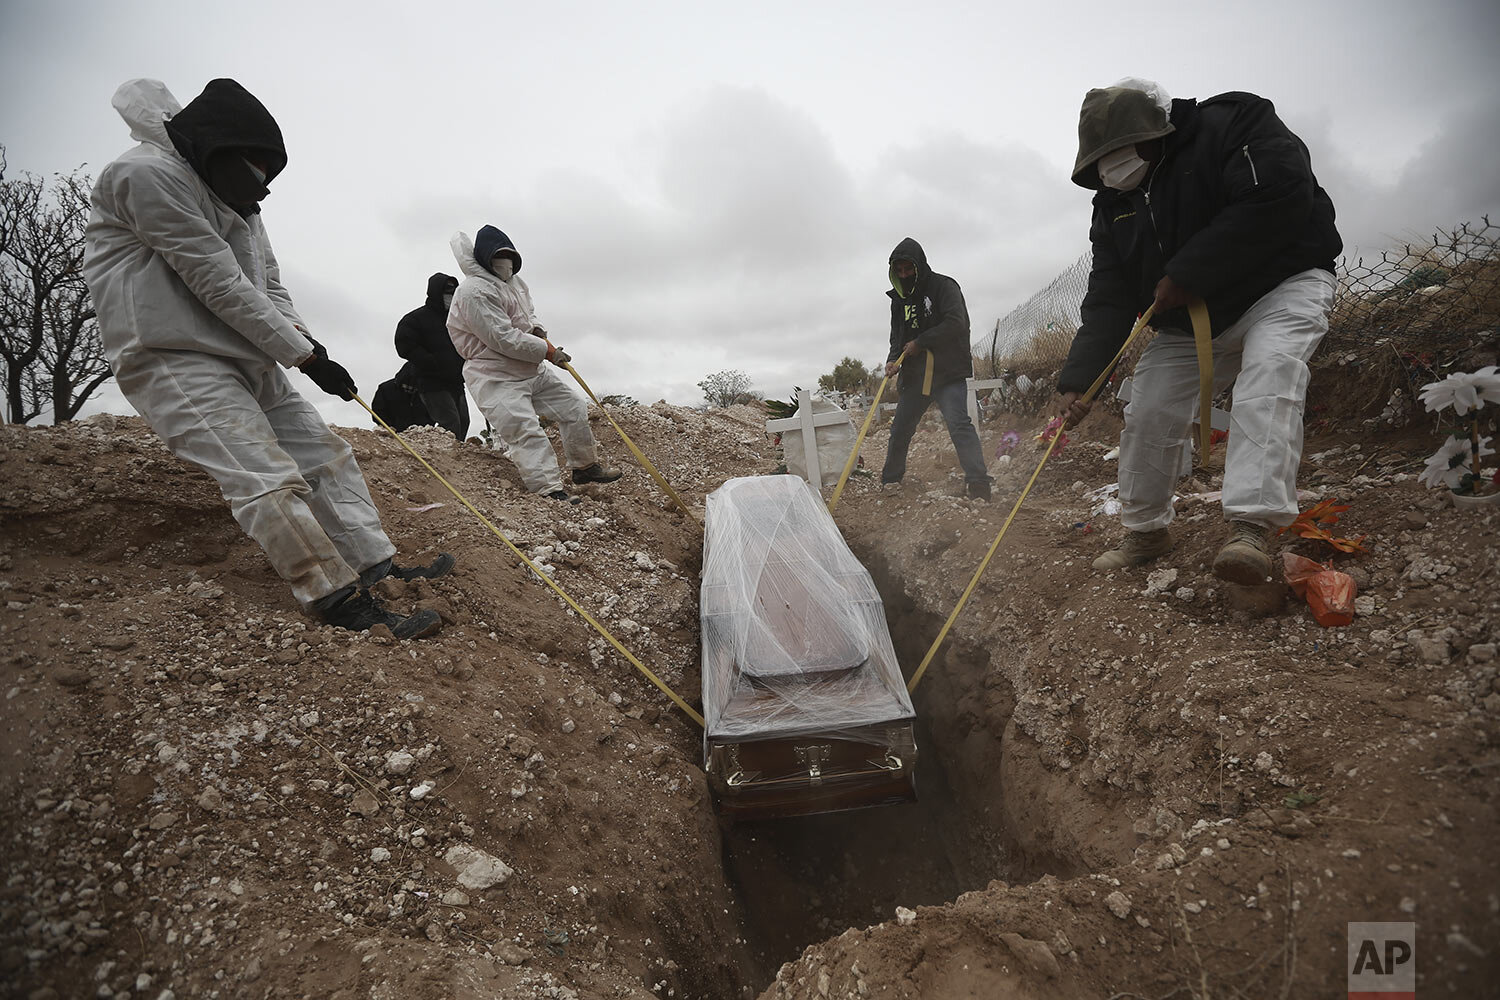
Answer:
[
  {"left": 82, "top": 78, "right": 451, "bottom": 640},
  {"left": 1055, "top": 79, "right": 1341, "bottom": 585},
  {"left": 394, "top": 272, "right": 469, "bottom": 438},
  {"left": 881, "top": 238, "right": 992, "bottom": 500}
]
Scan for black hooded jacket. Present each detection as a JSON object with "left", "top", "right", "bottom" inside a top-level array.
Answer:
[
  {"left": 164, "top": 79, "right": 287, "bottom": 216},
  {"left": 1059, "top": 92, "right": 1342, "bottom": 394},
  {"left": 886, "top": 238, "right": 972, "bottom": 392},
  {"left": 394, "top": 273, "right": 463, "bottom": 390}
]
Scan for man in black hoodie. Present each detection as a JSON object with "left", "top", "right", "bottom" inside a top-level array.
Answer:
[
  {"left": 1057, "top": 80, "right": 1341, "bottom": 584},
  {"left": 394, "top": 273, "right": 468, "bottom": 438},
  {"left": 881, "top": 238, "right": 991, "bottom": 501}
]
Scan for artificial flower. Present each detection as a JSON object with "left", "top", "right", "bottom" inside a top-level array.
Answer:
[
  {"left": 1418, "top": 433, "right": 1494, "bottom": 489},
  {"left": 1037, "top": 416, "right": 1068, "bottom": 454},
  {"left": 1418, "top": 366, "right": 1500, "bottom": 415}
]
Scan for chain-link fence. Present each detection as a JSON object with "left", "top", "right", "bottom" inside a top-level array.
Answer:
[
  {"left": 975, "top": 217, "right": 1500, "bottom": 377},
  {"left": 974, "top": 250, "right": 1091, "bottom": 376}
]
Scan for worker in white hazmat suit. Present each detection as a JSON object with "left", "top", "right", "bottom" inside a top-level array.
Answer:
[
  {"left": 447, "top": 226, "right": 621, "bottom": 500},
  {"left": 82, "top": 78, "right": 453, "bottom": 637}
]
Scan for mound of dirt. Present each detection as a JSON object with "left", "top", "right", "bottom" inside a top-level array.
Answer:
[{"left": 2, "top": 394, "right": 1497, "bottom": 1000}]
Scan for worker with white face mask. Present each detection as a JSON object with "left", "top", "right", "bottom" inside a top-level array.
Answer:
[
  {"left": 446, "top": 226, "right": 620, "bottom": 501},
  {"left": 1055, "top": 79, "right": 1342, "bottom": 584},
  {"left": 82, "top": 78, "right": 452, "bottom": 638}
]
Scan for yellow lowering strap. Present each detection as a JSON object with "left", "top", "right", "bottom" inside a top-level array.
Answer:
[
  {"left": 828, "top": 353, "right": 905, "bottom": 511},
  {"left": 906, "top": 305, "right": 1158, "bottom": 693},
  {"left": 560, "top": 360, "right": 700, "bottom": 525},
  {"left": 1189, "top": 300, "right": 1214, "bottom": 465},
  {"left": 353, "top": 393, "right": 705, "bottom": 728}
]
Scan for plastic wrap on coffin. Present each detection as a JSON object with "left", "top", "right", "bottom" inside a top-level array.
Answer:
[{"left": 700, "top": 475, "right": 917, "bottom": 819}]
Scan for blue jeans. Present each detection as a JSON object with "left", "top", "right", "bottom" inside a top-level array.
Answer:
[{"left": 882, "top": 380, "right": 990, "bottom": 485}]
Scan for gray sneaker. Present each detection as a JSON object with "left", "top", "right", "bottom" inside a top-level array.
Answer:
[
  {"left": 1212, "top": 520, "right": 1273, "bottom": 584},
  {"left": 1092, "top": 528, "right": 1173, "bottom": 571}
]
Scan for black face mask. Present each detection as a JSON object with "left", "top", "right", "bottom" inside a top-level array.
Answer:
[{"left": 204, "top": 151, "right": 270, "bottom": 212}]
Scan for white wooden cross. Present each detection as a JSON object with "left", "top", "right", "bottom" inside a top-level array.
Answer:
[
  {"left": 765, "top": 388, "right": 853, "bottom": 488},
  {"left": 964, "top": 376, "right": 1012, "bottom": 432}
]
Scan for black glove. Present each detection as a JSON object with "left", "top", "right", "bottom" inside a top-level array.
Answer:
[{"left": 300, "top": 339, "right": 357, "bottom": 400}]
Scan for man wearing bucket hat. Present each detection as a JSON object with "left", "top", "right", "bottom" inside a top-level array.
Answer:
[{"left": 1055, "top": 79, "right": 1342, "bottom": 584}]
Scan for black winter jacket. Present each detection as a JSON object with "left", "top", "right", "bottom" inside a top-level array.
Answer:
[
  {"left": 371, "top": 361, "right": 431, "bottom": 432},
  {"left": 394, "top": 272, "right": 462, "bottom": 390},
  {"left": 1058, "top": 92, "right": 1341, "bottom": 393},
  {"left": 886, "top": 238, "right": 972, "bottom": 393}
]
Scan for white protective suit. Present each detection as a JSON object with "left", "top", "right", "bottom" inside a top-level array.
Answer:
[
  {"left": 1118, "top": 268, "right": 1336, "bottom": 531},
  {"left": 82, "top": 79, "right": 395, "bottom": 604},
  {"left": 446, "top": 231, "right": 598, "bottom": 493}
]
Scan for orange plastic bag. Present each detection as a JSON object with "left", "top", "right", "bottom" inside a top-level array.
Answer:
[{"left": 1282, "top": 552, "right": 1356, "bottom": 627}]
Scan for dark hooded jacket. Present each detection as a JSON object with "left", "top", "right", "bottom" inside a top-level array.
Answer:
[
  {"left": 886, "top": 238, "right": 972, "bottom": 393},
  {"left": 474, "top": 226, "right": 522, "bottom": 275},
  {"left": 394, "top": 272, "right": 463, "bottom": 390},
  {"left": 164, "top": 79, "right": 287, "bottom": 216},
  {"left": 1058, "top": 92, "right": 1341, "bottom": 393},
  {"left": 371, "top": 361, "right": 432, "bottom": 432}
]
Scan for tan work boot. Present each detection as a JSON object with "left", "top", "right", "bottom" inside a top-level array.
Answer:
[
  {"left": 1092, "top": 528, "right": 1172, "bottom": 571},
  {"left": 1213, "top": 520, "right": 1273, "bottom": 584}
]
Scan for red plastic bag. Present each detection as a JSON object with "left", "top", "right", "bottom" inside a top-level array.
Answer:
[{"left": 1282, "top": 552, "right": 1356, "bottom": 627}]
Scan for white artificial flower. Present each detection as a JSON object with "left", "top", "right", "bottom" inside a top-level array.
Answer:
[
  {"left": 1418, "top": 366, "right": 1500, "bottom": 415},
  {"left": 1418, "top": 433, "right": 1494, "bottom": 489}
]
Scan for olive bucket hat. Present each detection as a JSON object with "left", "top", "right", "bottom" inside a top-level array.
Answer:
[{"left": 1071, "top": 85, "right": 1176, "bottom": 188}]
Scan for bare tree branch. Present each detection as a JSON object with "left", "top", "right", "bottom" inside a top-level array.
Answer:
[{"left": 0, "top": 146, "right": 112, "bottom": 423}]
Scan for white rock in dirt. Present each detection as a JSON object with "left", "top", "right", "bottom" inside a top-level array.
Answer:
[
  {"left": 1144, "top": 568, "right": 1178, "bottom": 595},
  {"left": 1354, "top": 595, "right": 1375, "bottom": 617},
  {"left": 894, "top": 906, "right": 916, "bottom": 926},
  {"left": 369, "top": 847, "right": 391, "bottom": 863},
  {"left": 1174, "top": 586, "right": 1195, "bottom": 602},
  {"left": 560, "top": 718, "right": 576, "bottom": 734},
  {"left": 1468, "top": 643, "right": 1497, "bottom": 663},
  {"left": 409, "top": 779, "right": 436, "bottom": 800},
  {"left": 442, "top": 889, "right": 471, "bottom": 906},
  {"left": 1254, "top": 752, "right": 1275, "bottom": 773},
  {"left": 631, "top": 551, "right": 656, "bottom": 571},
  {"left": 1105, "top": 891, "right": 1132, "bottom": 919},
  {"left": 385, "top": 750, "right": 416, "bottom": 776},
  {"left": 444, "top": 844, "right": 514, "bottom": 890}
]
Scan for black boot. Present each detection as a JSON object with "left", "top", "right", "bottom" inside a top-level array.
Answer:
[
  {"left": 572, "top": 462, "right": 622, "bottom": 484},
  {"left": 358, "top": 553, "right": 456, "bottom": 587},
  {"left": 313, "top": 585, "right": 442, "bottom": 639},
  {"left": 546, "top": 489, "right": 582, "bottom": 504},
  {"left": 966, "top": 480, "right": 992, "bottom": 502},
  {"left": 391, "top": 552, "right": 456, "bottom": 581}
]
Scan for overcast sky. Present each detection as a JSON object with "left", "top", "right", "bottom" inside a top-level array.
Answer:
[{"left": 3, "top": 0, "right": 1498, "bottom": 425}]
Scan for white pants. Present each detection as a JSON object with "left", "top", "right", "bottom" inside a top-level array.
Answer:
[
  {"left": 1119, "top": 268, "right": 1335, "bottom": 532},
  {"left": 465, "top": 365, "right": 598, "bottom": 493},
  {"left": 114, "top": 350, "right": 396, "bottom": 604}
]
